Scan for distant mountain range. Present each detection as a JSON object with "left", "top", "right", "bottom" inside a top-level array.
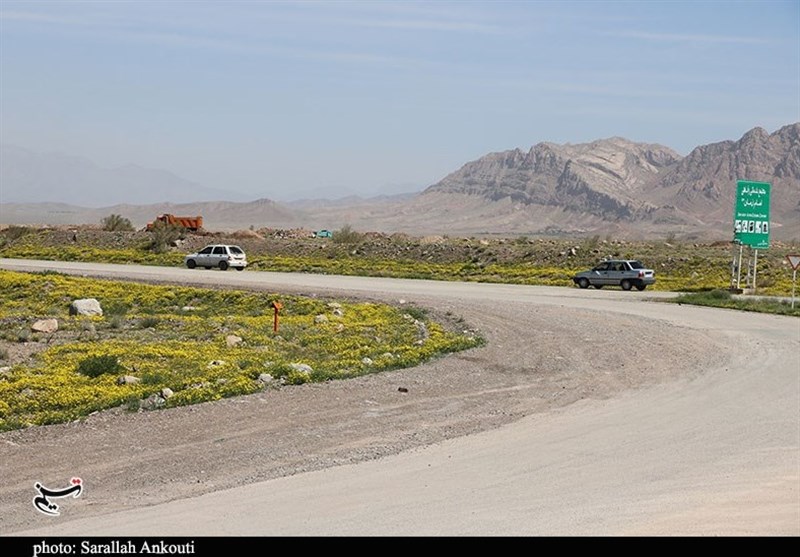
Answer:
[
  {"left": 0, "top": 144, "right": 251, "bottom": 206},
  {"left": 2, "top": 124, "right": 798, "bottom": 240}
]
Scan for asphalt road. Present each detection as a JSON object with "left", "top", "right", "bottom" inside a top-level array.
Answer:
[{"left": 2, "top": 259, "right": 798, "bottom": 536}]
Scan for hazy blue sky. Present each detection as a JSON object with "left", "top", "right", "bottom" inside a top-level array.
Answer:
[{"left": 1, "top": 0, "right": 798, "bottom": 201}]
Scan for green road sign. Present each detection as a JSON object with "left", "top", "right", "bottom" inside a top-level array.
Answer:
[{"left": 734, "top": 180, "right": 770, "bottom": 249}]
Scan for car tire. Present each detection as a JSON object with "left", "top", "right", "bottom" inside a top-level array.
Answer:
[
  {"left": 186, "top": 259, "right": 196, "bottom": 269},
  {"left": 636, "top": 284, "right": 647, "bottom": 291},
  {"left": 235, "top": 267, "right": 244, "bottom": 271},
  {"left": 219, "top": 261, "right": 229, "bottom": 271},
  {"left": 621, "top": 279, "right": 632, "bottom": 291},
  {"left": 578, "top": 278, "right": 590, "bottom": 289}
]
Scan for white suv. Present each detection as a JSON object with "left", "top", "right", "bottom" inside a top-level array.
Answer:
[{"left": 184, "top": 244, "right": 247, "bottom": 271}]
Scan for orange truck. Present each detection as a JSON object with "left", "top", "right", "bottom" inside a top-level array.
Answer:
[{"left": 146, "top": 214, "right": 203, "bottom": 231}]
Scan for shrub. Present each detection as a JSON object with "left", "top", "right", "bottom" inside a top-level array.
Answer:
[
  {"left": 582, "top": 235, "right": 601, "bottom": 250},
  {"left": 332, "top": 224, "right": 363, "bottom": 244},
  {"left": 402, "top": 306, "right": 428, "bottom": 320},
  {"left": 706, "top": 289, "right": 732, "bottom": 300},
  {"left": 123, "top": 396, "right": 142, "bottom": 412},
  {"left": 77, "top": 355, "right": 123, "bottom": 378},
  {"left": 285, "top": 369, "right": 311, "bottom": 385},
  {"left": 108, "top": 315, "right": 125, "bottom": 330},
  {"left": 147, "top": 221, "right": 184, "bottom": 253},
  {"left": 2, "top": 226, "right": 34, "bottom": 242},
  {"left": 141, "top": 371, "right": 170, "bottom": 385},
  {"left": 101, "top": 214, "right": 134, "bottom": 232},
  {"left": 0, "top": 347, "right": 8, "bottom": 360},
  {"left": 138, "top": 316, "right": 160, "bottom": 329}
]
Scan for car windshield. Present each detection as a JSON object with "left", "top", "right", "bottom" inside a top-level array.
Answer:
[
  {"left": 229, "top": 246, "right": 244, "bottom": 255},
  {"left": 628, "top": 261, "right": 644, "bottom": 269}
]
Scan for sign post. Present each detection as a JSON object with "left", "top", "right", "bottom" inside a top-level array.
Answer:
[
  {"left": 733, "top": 181, "right": 771, "bottom": 293},
  {"left": 788, "top": 255, "right": 800, "bottom": 309}
]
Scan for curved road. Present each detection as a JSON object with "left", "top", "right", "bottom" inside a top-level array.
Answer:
[{"left": 2, "top": 259, "right": 798, "bottom": 535}]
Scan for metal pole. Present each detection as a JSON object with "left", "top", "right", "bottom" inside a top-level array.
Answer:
[
  {"left": 792, "top": 269, "right": 797, "bottom": 309},
  {"left": 736, "top": 243, "right": 743, "bottom": 289},
  {"left": 753, "top": 249, "right": 758, "bottom": 293}
]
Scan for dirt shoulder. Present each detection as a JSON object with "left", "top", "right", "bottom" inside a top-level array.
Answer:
[{"left": 0, "top": 286, "right": 722, "bottom": 534}]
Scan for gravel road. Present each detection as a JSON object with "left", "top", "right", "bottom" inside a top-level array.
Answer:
[{"left": 1, "top": 259, "right": 798, "bottom": 535}]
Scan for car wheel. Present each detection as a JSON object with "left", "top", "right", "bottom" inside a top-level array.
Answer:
[
  {"left": 235, "top": 267, "right": 244, "bottom": 271},
  {"left": 219, "top": 261, "right": 229, "bottom": 271},
  {"left": 621, "top": 279, "right": 632, "bottom": 291},
  {"left": 594, "top": 284, "right": 603, "bottom": 289},
  {"left": 636, "top": 284, "right": 647, "bottom": 291},
  {"left": 186, "top": 259, "right": 196, "bottom": 269},
  {"left": 578, "top": 278, "right": 590, "bottom": 289}
]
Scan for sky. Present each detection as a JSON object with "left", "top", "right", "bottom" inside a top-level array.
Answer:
[{"left": 1, "top": 0, "right": 798, "bottom": 202}]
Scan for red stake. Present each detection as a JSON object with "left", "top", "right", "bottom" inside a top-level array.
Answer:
[{"left": 271, "top": 301, "right": 283, "bottom": 333}]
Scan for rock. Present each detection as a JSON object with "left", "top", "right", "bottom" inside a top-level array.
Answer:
[
  {"left": 116, "top": 375, "right": 141, "bottom": 385},
  {"left": 414, "top": 320, "right": 429, "bottom": 339},
  {"left": 326, "top": 302, "right": 342, "bottom": 309},
  {"left": 398, "top": 299, "right": 407, "bottom": 305},
  {"left": 225, "top": 335, "right": 243, "bottom": 347},
  {"left": 314, "top": 314, "right": 329, "bottom": 324},
  {"left": 334, "top": 324, "right": 345, "bottom": 333},
  {"left": 31, "top": 318, "right": 58, "bottom": 333},
  {"left": 420, "top": 235, "right": 445, "bottom": 245},
  {"left": 160, "top": 387, "right": 174, "bottom": 399},
  {"left": 257, "top": 373, "right": 274, "bottom": 384},
  {"left": 381, "top": 352, "right": 394, "bottom": 359},
  {"left": 332, "top": 308, "right": 344, "bottom": 317},
  {"left": 398, "top": 387, "right": 409, "bottom": 393},
  {"left": 290, "top": 363, "right": 313, "bottom": 373},
  {"left": 181, "top": 306, "right": 199, "bottom": 312},
  {"left": 69, "top": 298, "right": 103, "bottom": 316},
  {"left": 142, "top": 393, "right": 165, "bottom": 410},
  {"left": 208, "top": 360, "right": 226, "bottom": 367},
  {"left": 361, "top": 357, "right": 374, "bottom": 366},
  {"left": 0, "top": 366, "right": 11, "bottom": 374}
]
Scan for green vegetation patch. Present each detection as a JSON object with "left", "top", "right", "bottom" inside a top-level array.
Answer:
[
  {"left": 0, "top": 270, "right": 482, "bottom": 431},
  {"left": 668, "top": 289, "right": 800, "bottom": 317},
  {"left": 3, "top": 227, "right": 798, "bottom": 296}
]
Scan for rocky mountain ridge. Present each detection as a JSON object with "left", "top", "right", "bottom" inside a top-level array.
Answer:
[
  {"left": 2, "top": 124, "right": 798, "bottom": 240},
  {"left": 419, "top": 124, "right": 799, "bottom": 238}
]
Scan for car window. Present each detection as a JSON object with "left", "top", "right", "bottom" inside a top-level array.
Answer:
[
  {"left": 594, "top": 262, "right": 610, "bottom": 271},
  {"left": 198, "top": 247, "right": 213, "bottom": 255},
  {"left": 212, "top": 246, "right": 227, "bottom": 255},
  {"left": 628, "top": 261, "right": 644, "bottom": 269},
  {"left": 229, "top": 246, "right": 244, "bottom": 255}
]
